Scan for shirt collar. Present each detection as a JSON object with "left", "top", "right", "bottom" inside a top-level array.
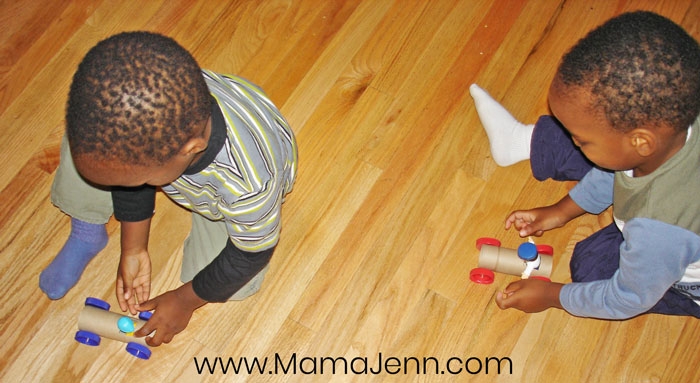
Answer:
[{"left": 183, "top": 96, "right": 226, "bottom": 175}]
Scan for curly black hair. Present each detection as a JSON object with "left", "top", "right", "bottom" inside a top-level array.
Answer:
[
  {"left": 66, "top": 31, "right": 211, "bottom": 165},
  {"left": 557, "top": 11, "right": 700, "bottom": 132}
]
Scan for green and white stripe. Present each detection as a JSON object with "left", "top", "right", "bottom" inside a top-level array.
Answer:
[{"left": 162, "top": 70, "right": 297, "bottom": 251}]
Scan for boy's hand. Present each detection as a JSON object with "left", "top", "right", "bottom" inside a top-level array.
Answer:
[
  {"left": 505, "top": 205, "right": 568, "bottom": 237},
  {"left": 506, "top": 194, "right": 586, "bottom": 237},
  {"left": 117, "top": 250, "right": 151, "bottom": 315},
  {"left": 495, "top": 279, "right": 564, "bottom": 313},
  {"left": 134, "top": 282, "right": 207, "bottom": 347}
]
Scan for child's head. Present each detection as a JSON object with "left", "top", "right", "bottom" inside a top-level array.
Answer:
[
  {"left": 548, "top": 11, "right": 700, "bottom": 174},
  {"left": 66, "top": 31, "right": 211, "bottom": 186}
]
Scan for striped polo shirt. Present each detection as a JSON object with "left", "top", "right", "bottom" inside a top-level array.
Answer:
[{"left": 161, "top": 70, "right": 297, "bottom": 252}]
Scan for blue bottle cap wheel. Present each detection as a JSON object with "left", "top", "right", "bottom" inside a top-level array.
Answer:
[
  {"left": 75, "top": 330, "right": 101, "bottom": 346},
  {"left": 126, "top": 342, "right": 152, "bottom": 360},
  {"left": 84, "top": 297, "right": 110, "bottom": 311}
]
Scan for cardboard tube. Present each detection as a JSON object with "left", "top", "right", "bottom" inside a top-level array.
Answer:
[
  {"left": 78, "top": 305, "right": 149, "bottom": 346},
  {"left": 478, "top": 244, "right": 552, "bottom": 278}
]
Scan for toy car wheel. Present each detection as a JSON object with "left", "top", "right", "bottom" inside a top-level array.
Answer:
[
  {"left": 536, "top": 245, "right": 554, "bottom": 256},
  {"left": 138, "top": 311, "right": 153, "bottom": 321},
  {"left": 476, "top": 237, "right": 501, "bottom": 251},
  {"left": 75, "top": 330, "right": 101, "bottom": 346},
  {"left": 85, "top": 297, "right": 110, "bottom": 311},
  {"left": 530, "top": 276, "right": 551, "bottom": 282},
  {"left": 126, "top": 342, "right": 151, "bottom": 360},
  {"left": 470, "top": 268, "right": 495, "bottom": 284}
]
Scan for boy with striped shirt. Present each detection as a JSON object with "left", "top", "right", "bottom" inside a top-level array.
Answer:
[{"left": 41, "top": 32, "right": 296, "bottom": 345}]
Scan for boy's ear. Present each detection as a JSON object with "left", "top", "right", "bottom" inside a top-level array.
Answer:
[
  {"left": 628, "top": 128, "right": 656, "bottom": 157},
  {"left": 180, "top": 136, "right": 208, "bottom": 156},
  {"left": 180, "top": 117, "right": 211, "bottom": 156}
]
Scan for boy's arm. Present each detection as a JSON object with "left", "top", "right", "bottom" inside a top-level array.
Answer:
[
  {"left": 568, "top": 167, "right": 614, "bottom": 214},
  {"left": 560, "top": 218, "right": 700, "bottom": 319},
  {"left": 191, "top": 240, "right": 275, "bottom": 302},
  {"left": 118, "top": 218, "right": 152, "bottom": 314},
  {"left": 111, "top": 185, "right": 157, "bottom": 314},
  {"left": 133, "top": 281, "right": 206, "bottom": 347},
  {"left": 506, "top": 168, "right": 610, "bottom": 237},
  {"left": 132, "top": 241, "right": 272, "bottom": 347},
  {"left": 506, "top": 193, "right": 587, "bottom": 237},
  {"left": 496, "top": 279, "right": 564, "bottom": 312}
]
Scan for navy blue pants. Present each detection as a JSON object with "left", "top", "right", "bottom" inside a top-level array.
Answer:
[{"left": 530, "top": 116, "right": 700, "bottom": 318}]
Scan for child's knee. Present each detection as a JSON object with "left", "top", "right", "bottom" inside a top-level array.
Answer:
[{"left": 569, "top": 224, "right": 623, "bottom": 282}]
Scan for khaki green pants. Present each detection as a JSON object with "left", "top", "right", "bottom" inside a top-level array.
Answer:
[{"left": 51, "top": 135, "right": 267, "bottom": 300}]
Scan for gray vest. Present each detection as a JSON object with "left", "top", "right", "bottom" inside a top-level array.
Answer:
[{"left": 613, "top": 115, "right": 700, "bottom": 235}]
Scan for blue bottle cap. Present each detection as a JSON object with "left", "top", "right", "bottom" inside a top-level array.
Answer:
[
  {"left": 117, "top": 316, "right": 135, "bottom": 333},
  {"left": 126, "top": 342, "right": 151, "bottom": 360},
  {"left": 84, "top": 297, "right": 110, "bottom": 311},
  {"left": 75, "top": 330, "right": 101, "bottom": 346},
  {"left": 517, "top": 242, "right": 538, "bottom": 261}
]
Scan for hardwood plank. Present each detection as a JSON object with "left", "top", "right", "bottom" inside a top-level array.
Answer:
[
  {"left": 281, "top": 0, "right": 393, "bottom": 132},
  {"left": 239, "top": 0, "right": 364, "bottom": 105},
  {"left": 0, "top": 0, "right": 100, "bottom": 116},
  {"left": 338, "top": 170, "right": 484, "bottom": 372}
]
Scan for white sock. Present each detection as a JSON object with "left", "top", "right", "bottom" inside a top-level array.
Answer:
[{"left": 469, "top": 84, "right": 534, "bottom": 166}]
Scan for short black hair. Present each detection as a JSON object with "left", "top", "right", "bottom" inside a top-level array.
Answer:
[
  {"left": 66, "top": 31, "right": 211, "bottom": 165},
  {"left": 557, "top": 11, "right": 700, "bottom": 132}
]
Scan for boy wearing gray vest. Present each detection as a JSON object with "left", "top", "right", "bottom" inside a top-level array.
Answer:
[{"left": 470, "top": 11, "right": 700, "bottom": 319}]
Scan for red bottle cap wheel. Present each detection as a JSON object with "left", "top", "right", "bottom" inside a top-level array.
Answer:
[
  {"left": 535, "top": 245, "right": 554, "bottom": 255},
  {"left": 476, "top": 237, "right": 501, "bottom": 250},
  {"left": 530, "top": 276, "right": 551, "bottom": 282},
  {"left": 470, "top": 268, "right": 495, "bottom": 284}
]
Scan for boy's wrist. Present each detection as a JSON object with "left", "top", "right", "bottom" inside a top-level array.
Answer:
[
  {"left": 120, "top": 218, "right": 152, "bottom": 254},
  {"left": 176, "top": 282, "right": 208, "bottom": 310},
  {"left": 553, "top": 195, "right": 586, "bottom": 223},
  {"left": 546, "top": 282, "right": 564, "bottom": 310},
  {"left": 120, "top": 248, "right": 149, "bottom": 261}
]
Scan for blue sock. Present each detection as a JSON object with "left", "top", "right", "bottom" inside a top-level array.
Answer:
[{"left": 40, "top": 218, "right": 108, "bottom": 299}]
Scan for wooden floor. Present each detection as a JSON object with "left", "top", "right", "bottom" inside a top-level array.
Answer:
[{"left": 1, "top": 0, "right": 699, "bottom": 382}]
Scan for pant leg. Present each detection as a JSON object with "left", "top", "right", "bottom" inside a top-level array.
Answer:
[
  {"left": 530, "top": 116, "right": 595, "bottom": 182},
  {"left": 181, "top": 213, "right": 269, "bottom": 301},
  {"left": 51, "top": 135, "right": 113, "bottom": 224},
  {"left": 570, "top": 223, "right": 700, "bottom": 318},
  {"left": 570, "top": 223, "right": 623, "bottom": 282},
  {"left": 647, "top": 289, "right": 700, "bottom": 318}
]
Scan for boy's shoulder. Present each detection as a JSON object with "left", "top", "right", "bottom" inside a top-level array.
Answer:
[{"left": 614, "top": 117, "right": 700, "bottom": 234}]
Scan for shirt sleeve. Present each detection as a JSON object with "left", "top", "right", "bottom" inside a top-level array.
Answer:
[
  {"left": 191, "top": 240, "right": 275, "bottom": 302},
  {"left": 568, "top": 167, "right": 614, "bottom": 214},
  {"left": 559, "top": 218, "right": 700, "bottom": 319},
  {"left": 111, "top": 185, "right": 156, "bottom": 222}
]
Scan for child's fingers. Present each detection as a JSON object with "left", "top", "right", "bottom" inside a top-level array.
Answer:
[
  {"left": 518, "top": 222, "right": 545, "bottom": 237},
  {"left": 138, "top": 285, "right": 151, "bottom": 305},
  {"left": 134, "top": 285, "right": 145, "bottom": 305},
  {"left": 136, "top": 296, "right": 157, "bottom": 312},
  {"left": 505, "top": 212, "right": 517, "bottom": 230},
  {"left": 134, "top": 316, "right": 156, "bottom": 338},
  {"left": 496, "top": 291, "right": 516, "bottom": 309},
  {"left": 495, "top": 291, "right": 507, "bottom": 309},
  {"left": 116, "top": 277, "right": 129, "bottom": 312},
  {"left": 496, "top": 281, "right": 524, "bottom": 309},
  {"left": 503, "top": 280, "right": 523, "bottom": 293},
  {"left": 127, "top": 295, "right": 139, "bottom": 316}
]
